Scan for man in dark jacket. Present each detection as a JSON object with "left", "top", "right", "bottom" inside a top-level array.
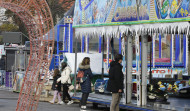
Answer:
[{"left": 107, "top": 54, "right": 124, "bottom": 111}]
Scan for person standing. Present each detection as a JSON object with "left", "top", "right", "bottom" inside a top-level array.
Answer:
[
  {"left": 107, "top": 54, "right": 124, "bottom": 111},
  {"left": 57, "top": 62, "right": 73, "bottom": 105},
  {"left": 78, "top": 57, "right": 93, "bottom": 111},
  {"left": 49, "top": 69, "right": 62, "bottom": 104}
]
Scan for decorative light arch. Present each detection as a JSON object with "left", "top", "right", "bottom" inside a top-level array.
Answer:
[{"left": 0, "top": 0, "right": 54, "bottom": 111}]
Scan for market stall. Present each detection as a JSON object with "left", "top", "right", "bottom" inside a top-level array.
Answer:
[{"left": 72, "top": 0, "right": 190, "bottom": 110}]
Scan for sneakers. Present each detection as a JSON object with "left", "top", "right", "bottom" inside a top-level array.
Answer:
[
  {"left": 67, "top": 100, "right": 74, "bottom": 105},
  {"left": 58, "top": 101, "right": 64, "bottom": 105},
  {"left": 80, "top": 106, "right": 87, "bottom": 111},
  {"left": 49, "top": 101, "right": 54, "bottom": 104}
]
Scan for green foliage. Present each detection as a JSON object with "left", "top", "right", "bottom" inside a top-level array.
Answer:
[
  {"left": 4, "top": 10, "right": 29, "bottom": 40},
  {"left": 46, "top": 0, "right": 66, "bottom": 25},
  {"left": 0, "top": 23, "right": 18, "bottom": 32},
  {"left": 0, "top": 35, "right": 3, "bottom": 45}
]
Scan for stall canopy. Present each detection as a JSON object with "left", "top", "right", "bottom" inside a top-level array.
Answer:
[{"left": 73, "top": 0, "right": 190, "bottom": 36}]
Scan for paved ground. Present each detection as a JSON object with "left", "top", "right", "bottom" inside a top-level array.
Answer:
[
  {"left": 0, "top": 89, "right": 112, "bottom": 111},
  {"left": 0, "top": 89, "right": 101, "bottom": 111},
  {"left": 1, "top": 89, "right": 190, "bottom": 111}
]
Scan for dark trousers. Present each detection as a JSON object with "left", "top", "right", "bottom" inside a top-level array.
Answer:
[
  {"left": 62, "top": 84, "right": 71, "bottom": 101},
  {"left": 81, "top": 93, "right": 89, "bottom": 106}
]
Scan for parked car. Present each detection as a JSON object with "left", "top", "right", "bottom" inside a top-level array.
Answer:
[{"left": 94, "top": 78, "right": 110, "bottom": 94}]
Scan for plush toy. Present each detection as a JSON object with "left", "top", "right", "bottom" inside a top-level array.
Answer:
[
  {"left": 158, "top": 81, "right": 166, "bottom": 91},
  {"left": 173, "top": 82, "right": 178, "bottom": 92}
]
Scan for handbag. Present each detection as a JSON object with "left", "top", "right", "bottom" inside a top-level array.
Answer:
[
  {"left": 77, "top": 71, "right": 84, "bottom": 82},
  {"left": 77, "top": 71, "right": 84, "bottom": 78},
  {"left": 68, "top": 85, "right": 74, "bottom": 91}
]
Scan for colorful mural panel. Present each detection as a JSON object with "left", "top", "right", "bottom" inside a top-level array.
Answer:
[
  {"left": 13, "top": 71, "right": 25, "bottom": 92},
  {"left": 155, "top": 0, "right": 190, "bottom": 19},
  {"left": 73, "top": 0, "right": 190, "bottom": 27}
]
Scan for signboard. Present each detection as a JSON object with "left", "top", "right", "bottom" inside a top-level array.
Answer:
[
  {"left": 73, "top": 0, "right": 190, "bottom": 27},
  {"left": 0, "top": 45, "right": 5, "bottom": 55},
  {"left": 3, "top": 32, "right": 22, "bottom": 44},
  {"left": 132, "top": 67, "right": 188, "bottom": 78}
]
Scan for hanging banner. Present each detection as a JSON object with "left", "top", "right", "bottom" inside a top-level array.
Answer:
[{"left": 73, "top": 0, "right": 190, "bottom": 27}]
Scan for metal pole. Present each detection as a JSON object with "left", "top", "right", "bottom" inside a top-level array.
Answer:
[
  {"left": 111, "top": 37, "right": 114, "bottom": 60},
  {"left": 107, "top": 37, "right": 110, "bottom": 68},
  {"left": 171, "top": 34, "right": 174, "bottom": 68},
  {"left": 119, "top": 33, "right": 121, "bottom": 54},
  {"left": 74, "top": 37, "right": 78, "bottom": 95},
  {"left": 150, "top": 36, "right": 152, "bottom": 84},
  {"left": 57, "top": 25, "right": 60, "bottom": 55},
  {"left": 183, "top": 34, "right": 186, "bottom": 68},
  {"left": 99, "top": 36, "right": 102, "bottom": 53},
  {"left": 141, "top": 35, "right": 148, "bottom": 106},
  {"left": 159, "top": 34, "right": 162, "bottom": 58},
  {"left": 136, "top": 33, "right": 141, "bottom": 106},
  {"left": 70, "top": 23, "right": 73, "bottom": 53},
  {"left": 186, "top": 29, "right": 189, "bottom": 75},
  {"left": 126, "top": 34, "right": 133, "bottom": 104},
  {"left": 101, "top": 35, "right": 105, "bottom": 79}
]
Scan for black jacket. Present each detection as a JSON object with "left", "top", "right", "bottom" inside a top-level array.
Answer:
[
  {"left": 51, "top": 75, "right": 61, "bottom": 92},
  {"left": 107, "top": 61, "right": 124, "bottom": 93}
]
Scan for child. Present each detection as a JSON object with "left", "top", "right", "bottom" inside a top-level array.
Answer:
[{"left": 49, "top": 69, "right": 63, "bottom": 104}]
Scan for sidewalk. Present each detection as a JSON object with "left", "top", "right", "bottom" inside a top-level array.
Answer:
[{"left": 0, "top": 89, "right": 108, "bottom": 111}]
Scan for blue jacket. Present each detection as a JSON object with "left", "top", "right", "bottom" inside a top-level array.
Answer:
[{"left": 78, "top": 63, "right": 93, "bottom": 93}]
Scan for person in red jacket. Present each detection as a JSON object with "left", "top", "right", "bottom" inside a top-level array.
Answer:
[{"left": 107, "top": 54, "right": 124, "bottom": 111}]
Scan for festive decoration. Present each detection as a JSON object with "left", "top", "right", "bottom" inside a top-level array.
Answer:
[{"left": 0, "top": 0, "right": 54, "bottom": 111}]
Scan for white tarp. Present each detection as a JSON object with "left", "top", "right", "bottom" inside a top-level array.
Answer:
[{"left": 65, "top": 53, "right": 109, "bottom": 74}]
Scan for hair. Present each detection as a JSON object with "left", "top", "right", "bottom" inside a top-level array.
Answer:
[
  {"left": 61, "top": 62, "right": 67, "bottom": 71},
  {"left": 53, "top": 69, "right": 60, "bottom": 78},
  {"left": 81, "top": 57, "right": 90, "bottom": 65},
  {"left": 115, "top": 54, "right": 123, "bottom": 62}
]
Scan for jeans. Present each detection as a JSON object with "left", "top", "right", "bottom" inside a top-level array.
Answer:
[
  {"left": 81, "top": 93, "right": 89, "bottom": 106},
  {"left": 110, "top": 93, "right": 121, "bottom": 111},
  {"left": 62, "top": 84, "right": 71, "bottom": 101}
]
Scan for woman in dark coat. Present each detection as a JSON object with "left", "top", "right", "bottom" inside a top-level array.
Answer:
[
  {"left": 78, "top": 57, "right": 93, "bottom": 110},
  {"left": 49, "top": 69, "right": 62, "bottom": 104},
  {"left": 107, "top": 54, "right": 124, "bottom": 111}
]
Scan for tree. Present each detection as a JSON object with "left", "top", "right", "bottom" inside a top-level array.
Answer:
[
  {"left": 46, "top": 0, "right": 65, "bottom": 25},
  {"left": 0, "top": 23, "right": 18, "bottom": 32},
  {"left": 46, "top": 0, "right": 75, "bottom": 25},
  {"left": 4, "top": 9, "right": 29, "bottom": 41}
]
